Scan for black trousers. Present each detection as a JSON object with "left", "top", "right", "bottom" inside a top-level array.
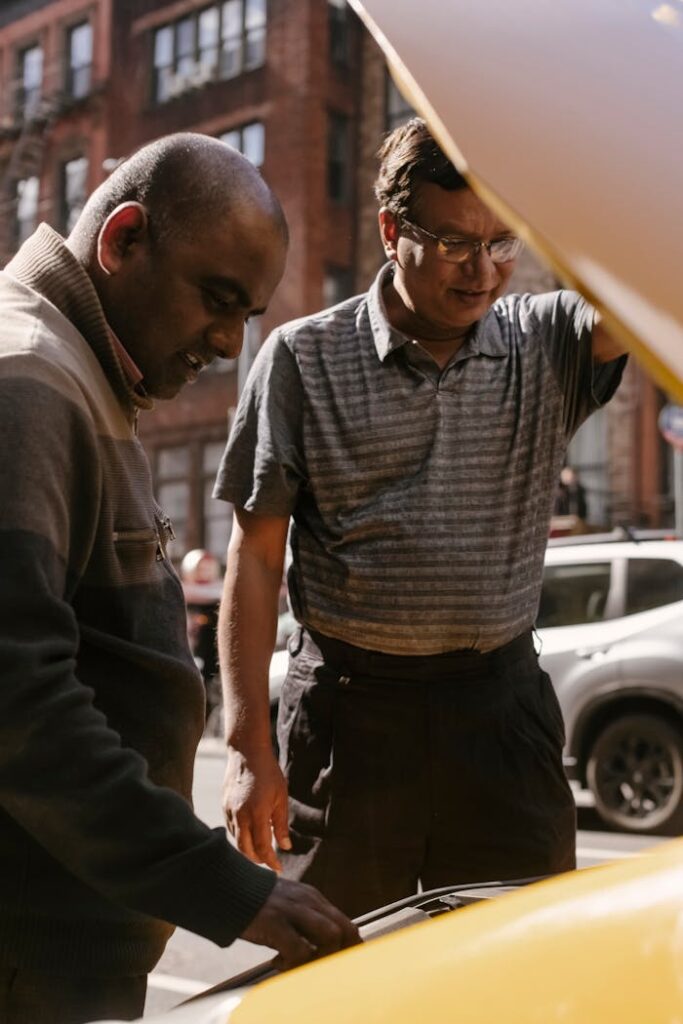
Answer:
[
  {"left": 0, "top": 967, "right": 146, "bottom": 1024},
  {"left": 277, "top": 627, "right": 576, "bottom": 919}
]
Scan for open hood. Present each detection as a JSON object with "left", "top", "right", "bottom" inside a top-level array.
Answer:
[{"left": 348, "top": 0, "right": 683, "bottom": 398}]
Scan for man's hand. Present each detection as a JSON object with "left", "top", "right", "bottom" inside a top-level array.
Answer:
[
  {"left": 240, "top": 877, "right": 360, "bottom": 968},
  {"left": 223, "top": 745, "right": 290, "bottom": 872}
]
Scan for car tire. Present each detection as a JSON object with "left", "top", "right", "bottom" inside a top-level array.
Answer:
[{"left": 586, "top": 713, "right": 683, "bottom": 835}]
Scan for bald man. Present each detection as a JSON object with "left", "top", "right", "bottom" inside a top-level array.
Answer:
[{"left": 0, "top": 134, "right": 357, "bottom": 1024}]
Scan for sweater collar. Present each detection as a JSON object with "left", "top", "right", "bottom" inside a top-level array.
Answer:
[{"left": 5, "top": 224, "right": 153, "bottom": 412}]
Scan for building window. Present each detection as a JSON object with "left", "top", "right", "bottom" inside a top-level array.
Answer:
[
  {"left": 219, "top": 121, "right": 265, "bottom": 167},
  {"left": 222, "top": 0, "right": 266, "bottom": 77},
  {"left": 327, "top": 112, "right": 350, "bottom": 203},
  {"left": 386, "top": 72, "right": 414, "bottom": 131},
  {"left": 323, "top": 266, "right": 353, "bottom": 308},
  {"left": 17, "top": 44, "right": 43, "bottom": 119},
  {"left": 202, "top": 441, "right": 231, "bottom": 558},
  {"left": 67, "top": 21, "right": 93, "bottom": 98},
  {"left": 15, "top": 176, "right": 39, "bottom": 245},
  {"left": 153, "top": 1, "right": 267, "bottom": 104},
  {"left": 60, "top": 156, "right": 88, "bottom": 234},
  {"left": 156, "top": 445, "right": 191, "bottom": 560},
  {"left": 329, "top": 0, "right": 351, "bottom": 66}
]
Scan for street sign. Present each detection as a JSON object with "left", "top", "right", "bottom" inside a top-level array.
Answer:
[{"left": 658, "top": 405, "right": 683, "bottom": 450}]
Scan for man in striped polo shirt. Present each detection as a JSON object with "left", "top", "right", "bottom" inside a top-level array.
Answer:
[{"left": 216, "top": 118, "right": 627, "bottom": 916}]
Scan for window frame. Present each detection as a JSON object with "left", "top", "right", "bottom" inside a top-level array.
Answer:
[
  {"left": 328, "top": 0, "right": 351, "bottom": 68},
  {"left": 624, "top": 555, "right": 683, "bottom": 617},
  {"left": 66, "top": 20, "right": 93, "bottom": 99},
  {"left": 327, "top": 111, "right": 351, "bottom": 205},
  {"left": 59, "top": 154, "right": 89, "bottom": 234},
  {"left": 15, "top": 175, "right": 40, "bottom": 246},
  {"left": 385, "top": 70, "right": 414, "bottom": 132},
  {"left": 152, "top": 1, "right": 267, "bottom": 105},
  {"left": 538, "top": 557, "right": 624, "bottom": 629},
  {"left": 150, "top": 436, "right": 233, "bottom": 562},
  {"left": 218, "top": 120, "right": 265, "bottom": 168},
  {"left": 17, "top": 42, "right": 43, "bottom": 119}
]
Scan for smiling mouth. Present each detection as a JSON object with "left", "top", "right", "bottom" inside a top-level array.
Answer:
[{"left": 180, "top": 351, "right": 209, "bottom": 372}]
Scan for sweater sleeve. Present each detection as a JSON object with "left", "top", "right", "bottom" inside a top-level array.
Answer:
[{"left": 0, "top": 366, "right": 276, "bottom": 946}]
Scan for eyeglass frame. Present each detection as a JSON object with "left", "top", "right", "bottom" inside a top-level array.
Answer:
[{"left": 399, "top": 215, "right": 524, "bottom": 264}]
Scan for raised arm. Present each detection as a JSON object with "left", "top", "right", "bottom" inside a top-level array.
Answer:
[
  {"left": 591, "top": 311, "right": 629, "bottom": 364},
  {"left": 219, "top": 506, "right": 291, "bottom": 871}
]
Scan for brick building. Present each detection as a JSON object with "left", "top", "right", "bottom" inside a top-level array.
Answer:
[
  {"left": 0, "top": 0, "right": 111, "bottom": 263},
  {"left": 0, "top": 0, "right": 675, "bottom": 561}
]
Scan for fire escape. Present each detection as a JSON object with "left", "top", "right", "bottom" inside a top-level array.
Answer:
[{"left": 0, "top": 51, "right": 98, "bottom": 264}]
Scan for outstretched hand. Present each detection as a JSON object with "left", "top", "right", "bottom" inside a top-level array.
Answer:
[{"left": 240, "top": 877, "right": 360, "bottom": 969}]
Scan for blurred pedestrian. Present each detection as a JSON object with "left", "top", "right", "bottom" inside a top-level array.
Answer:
[
  {"left": 216, "top": 118, "right": 627, "bottom": 917},
  {"left": 0, "top": 133, "right": 357, "bottom": 1024},
  {"left": 554, "top": 465, "right": 588, "bottom": 519}
]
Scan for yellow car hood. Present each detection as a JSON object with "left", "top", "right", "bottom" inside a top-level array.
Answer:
[
  {"left": 234, "top": 839, "right": 683, "bottom": 1023},
  {"left": 347, "top": 0, "right": 683, "bottom": 398}
]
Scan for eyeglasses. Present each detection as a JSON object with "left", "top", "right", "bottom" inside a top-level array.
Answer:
[{"left": 401, "top": 216, "right": 524, "bottom": 264}]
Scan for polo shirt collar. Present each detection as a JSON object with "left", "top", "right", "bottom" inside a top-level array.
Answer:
[
  {"left": 367, "top": 261, "right": 509, "bottom": 363},
  {"left": 367, "top": 263, "right": 406, "bottom": 362}
]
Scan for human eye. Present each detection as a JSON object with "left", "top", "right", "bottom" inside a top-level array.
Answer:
[
  {"left": 437, "top": 236, "right": 473, "bottom": 259},
  {"left": 490, "top": 237, "right": 522, "bottom": 261},
  {"left": 203, "top": 288, "right": 238, "bottom": 312}
]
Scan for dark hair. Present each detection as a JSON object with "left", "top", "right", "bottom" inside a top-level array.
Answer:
[{"left": 374, "top": 117, "right": 468, "bottom": 219}]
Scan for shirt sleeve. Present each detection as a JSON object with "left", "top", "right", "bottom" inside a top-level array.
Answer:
[
  {"left": 524, "top": 289, "right": 627, "bottom": 438},
  {"left": 213, "top": 329, "right": 306, "bottom": 515}
]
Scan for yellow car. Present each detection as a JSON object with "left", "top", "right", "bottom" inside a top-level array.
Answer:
[{"left": 105, "top": 2, "right": 683, "bottom": 1020}]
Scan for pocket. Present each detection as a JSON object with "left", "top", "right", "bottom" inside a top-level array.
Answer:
[
  {"left": 112, "top": 526, "right": 160, "bottom": 578},
  {"left": 538, "top": 669, "right": 567, "bottom": 747},
  {"left": 277, "top": 653, "right": 339, "bottom": 838},
  {"left": 515, "top": 669, "right": 566, "bottom": 751}
]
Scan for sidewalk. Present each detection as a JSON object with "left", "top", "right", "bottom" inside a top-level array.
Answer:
[{"left": 197, "top": 736, "right": 226, "bottom": 758}]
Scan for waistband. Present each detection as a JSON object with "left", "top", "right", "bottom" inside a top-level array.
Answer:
[{"left": 296, "top": 627, "right": 536, "bottom": 683}]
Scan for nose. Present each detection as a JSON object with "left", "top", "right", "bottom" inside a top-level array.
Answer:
[
  {"left": 459, "top": 245, "right": 500, "bottom": 287},
  {"left": 206, "top": 321, "right": 245, "bottom": 361}
]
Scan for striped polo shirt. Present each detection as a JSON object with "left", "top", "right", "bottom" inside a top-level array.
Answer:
[{"left": 215, "top": 263, "right": 624, "bottom": 654}]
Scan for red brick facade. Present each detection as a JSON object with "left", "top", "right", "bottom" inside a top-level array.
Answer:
[{"left": 0, "top": 0, "right": 674, "bottom": 556}]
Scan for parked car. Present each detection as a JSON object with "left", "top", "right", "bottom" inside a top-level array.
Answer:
[{"left": 538, "top": 533, "right": 683, "bottom": 836}]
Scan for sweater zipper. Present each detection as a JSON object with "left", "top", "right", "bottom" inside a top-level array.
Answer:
[{"left": 153, "top": 504, "right": 176, "bottom": 561}]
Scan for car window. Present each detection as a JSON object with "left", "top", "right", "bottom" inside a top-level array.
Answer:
[
  {"left": 626, "top": 558, "right": 683, "bottom": 615},
  {"left": 537, "top": 562, "right": 612, "bottom": 628}
]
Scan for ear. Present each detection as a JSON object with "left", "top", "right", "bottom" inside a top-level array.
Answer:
[
  {"left": 378, "top": 207, "right": 400, "bottom": 261},
  {"left": 97, "top": 202, "right": 149, "bottom": 276}
]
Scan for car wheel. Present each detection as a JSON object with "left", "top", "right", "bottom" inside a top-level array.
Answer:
[{"left": 586, "top": 713, "right": 683, "bottom": 835}]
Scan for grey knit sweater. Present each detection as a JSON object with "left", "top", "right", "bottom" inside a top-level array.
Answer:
[{"left": 0, "top": 226, "right": 275, "bottom": 976}]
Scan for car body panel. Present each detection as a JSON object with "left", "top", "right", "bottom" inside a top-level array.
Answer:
[
  {"left": 347, "top": 0, "right": 683, "bottom": 398},
  {"left": 106, "top": 850, "right": 681, "bottom": 1023},
  {"left": 229, "top": 840, "right": 683, "bottom": 1024}
]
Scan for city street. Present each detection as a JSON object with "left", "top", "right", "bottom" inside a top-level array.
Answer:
[{"left": 144, "top": 746, "right": 669, "bottom": 1016}]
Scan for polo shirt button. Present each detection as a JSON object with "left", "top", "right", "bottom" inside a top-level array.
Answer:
[{"left": 338, "top": 674, "right": 351, "bottom": 686}]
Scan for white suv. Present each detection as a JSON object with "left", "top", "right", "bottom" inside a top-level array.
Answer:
[{"left": 538, "top": 532, "right": 683, "bottom": 836}]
